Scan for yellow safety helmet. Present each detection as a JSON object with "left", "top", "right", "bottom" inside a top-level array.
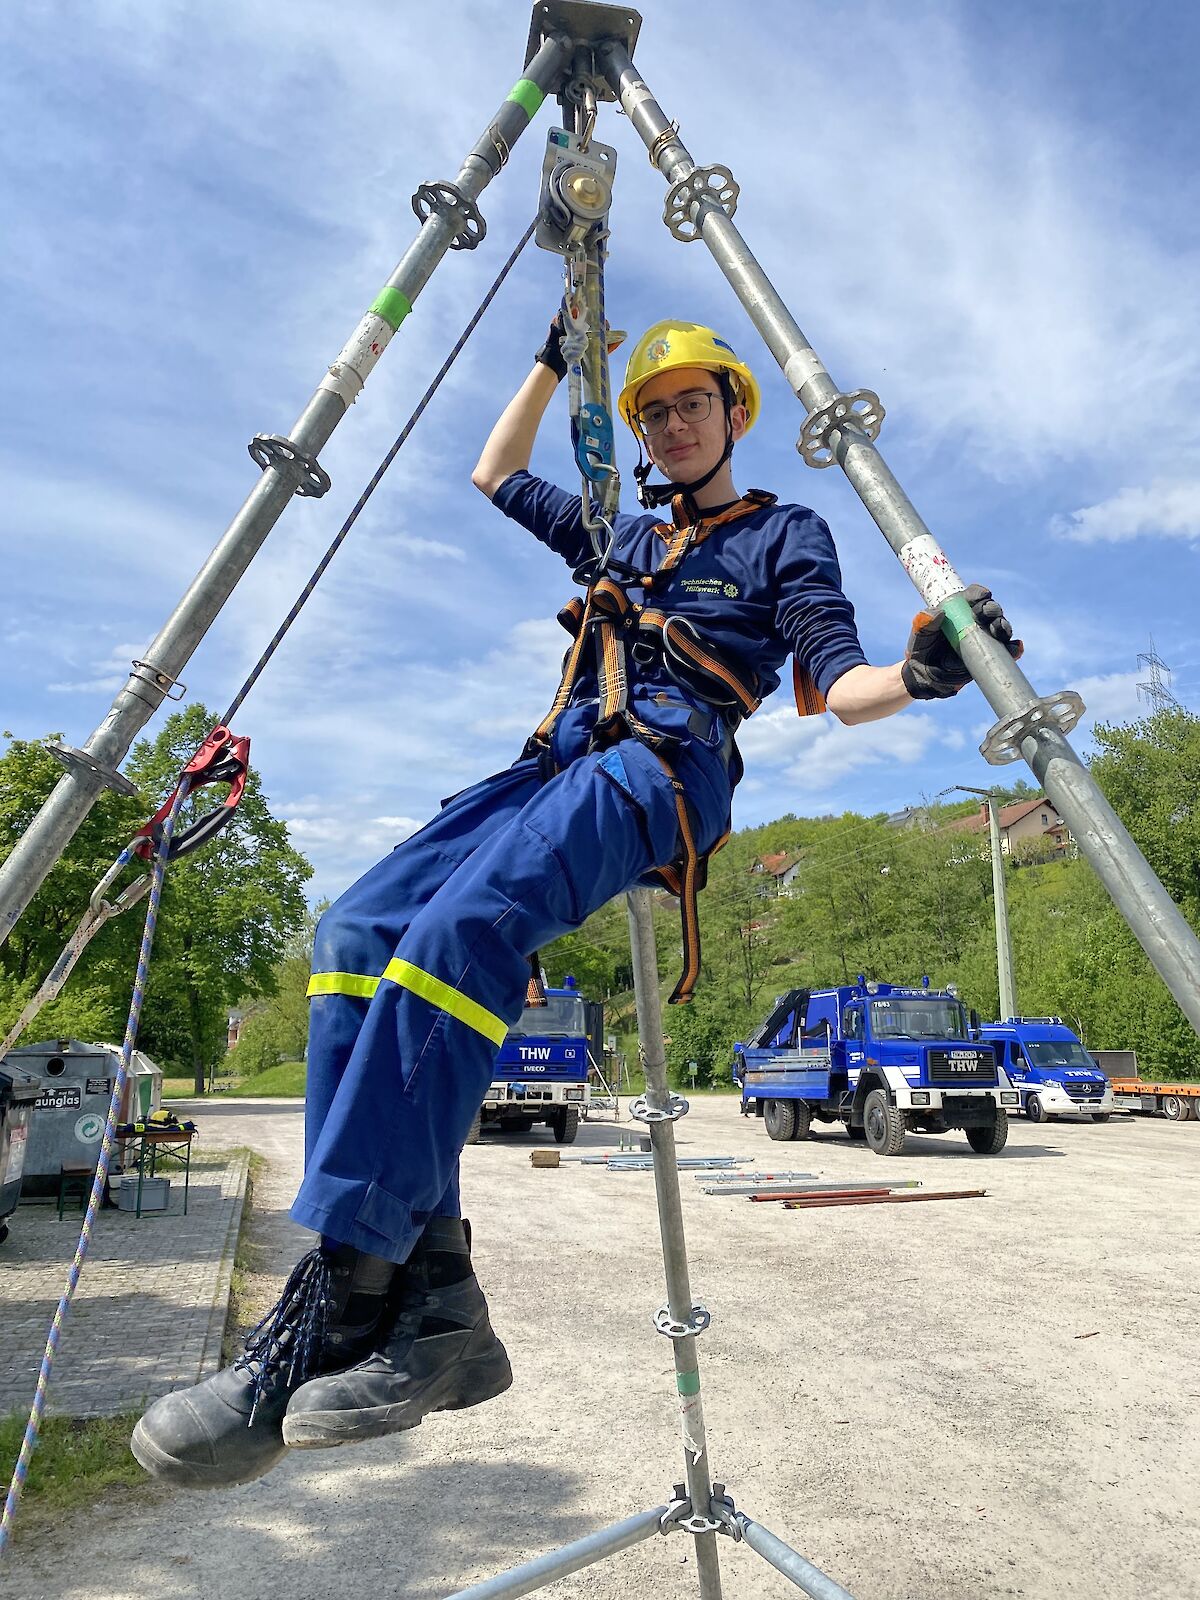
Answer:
[{"left": 617, "top": 320, "right": 761, "bottom": 435}]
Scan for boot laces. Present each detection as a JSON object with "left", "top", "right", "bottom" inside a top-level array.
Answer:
[{"left": 234, "top": 1247, "right": 333, "bottom": 1420}]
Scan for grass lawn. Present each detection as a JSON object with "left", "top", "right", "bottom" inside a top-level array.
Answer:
[
  {"left": 0, "top": 1411, "right": 157, "bottom": 1543},
  {"left": 162, "top": 1061, "right": 306, "bottom": 1099}
]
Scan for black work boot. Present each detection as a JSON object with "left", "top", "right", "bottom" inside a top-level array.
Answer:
[
  {"left": 130, "top": 1241, "right": 395, "bottom": 1489},
  {"left": 281, "top": 1217, "right": 512, "bottom": 1449}
]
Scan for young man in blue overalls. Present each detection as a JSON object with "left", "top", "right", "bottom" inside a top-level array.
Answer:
[{"left": 132, "top": 319, "right": 1018, "bottom": 1487}]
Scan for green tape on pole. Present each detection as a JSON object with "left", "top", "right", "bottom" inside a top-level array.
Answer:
[
  {"left": 369, "top": 287, "right": 412, "bottom": 332},
  {"left": 941, "top": 593, "right": 975, "bottom": 646},
  {"left": 677, "top": 1370, "right": 701, "bottom": 1397},
  {"left": 507, "top": 78, "right": 545, "bottom": 118}
]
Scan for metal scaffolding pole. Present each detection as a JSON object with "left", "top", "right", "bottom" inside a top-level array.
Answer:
[
  {"left": 625, "top": 887, "right": 724, "bottom": 1597},
  {"left": 955, "top": 785, "right": 1018, "bottom": 1019},
  {"left": 597, "top": 40, "right": 1200, "bottom": 1041},
  {"left": 444, "top": 1507, "right": 667, "bottom": 1600},
  {"left": 0, "top": 31, "right": 572, "bottom": 951}
]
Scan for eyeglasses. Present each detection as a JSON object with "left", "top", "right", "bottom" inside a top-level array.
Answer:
[{"left": 634, "top": 391, "right": 718, "bottom": 436}]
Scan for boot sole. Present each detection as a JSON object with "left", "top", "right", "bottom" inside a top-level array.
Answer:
[
  {"left": 130, "top": 1415, "right": 286, "bottom": 1490},
  {"left": 282, "top": 1347, "right": 513, "bottom": 1449}
]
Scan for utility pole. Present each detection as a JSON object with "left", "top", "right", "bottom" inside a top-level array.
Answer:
[{"left": 953, "top": 785, "right": 1016, "bottom": 1020}]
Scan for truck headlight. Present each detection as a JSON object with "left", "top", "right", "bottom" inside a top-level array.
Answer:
[
  {"left": 910, "top": 1091, "right": 931, "bottom": 1106},
  {"left": 565, "top": 1089, "right": 583, "bottom": 1101},
  {"left": 1000, "top": 1092, "right": 1019, "bottom": 1106},
  {"left": 484, "top": 1089, "right": 502, "bottom": 1102}
]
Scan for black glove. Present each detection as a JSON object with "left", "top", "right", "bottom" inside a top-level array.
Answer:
[
  {"left": 534, "top": 311, "right": 567, "bottom": 381},
  {"left": 901, "top": 583, "right": 1023, "bottom": 700}
]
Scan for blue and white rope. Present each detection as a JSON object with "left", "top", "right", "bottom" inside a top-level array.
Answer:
[{"left": 0, "top": 779, "right": 189, "bottom": 1556}]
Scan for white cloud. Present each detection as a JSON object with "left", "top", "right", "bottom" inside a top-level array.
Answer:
[
  {"left": 739, "top": 703, "right": 948, "bottom": 780},
  {"left": 3, "top": 0, "right": 1195, "bottom": 903},
  {"left": 1052, "top": 481, "right": 1200, "bottom": 545},
  {"left": 610, "top": 8, "right": 1200, "bottom": 481},
  {"left": 1073, "top": 670, "right": 1144, "bottom": 734}
]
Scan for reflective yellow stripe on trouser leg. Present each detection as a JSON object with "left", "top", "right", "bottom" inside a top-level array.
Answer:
[
  {"left": 382, "top": 959, "right": 508, "bottom": 1046},
  {"left": 307, "top": 971, "right": 382, "bottom": 999},
  {"left": 307, "top": 962, "right": 507, "bottom": 1047}
]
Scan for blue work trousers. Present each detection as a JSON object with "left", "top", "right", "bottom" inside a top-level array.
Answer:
[{"left": 291, "top": 740, "right": 722, "bottom": 1264}]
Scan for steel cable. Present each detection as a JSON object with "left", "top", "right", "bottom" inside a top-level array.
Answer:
[{"left": 222, "top": 216, "right": 539, "bottom": 725}]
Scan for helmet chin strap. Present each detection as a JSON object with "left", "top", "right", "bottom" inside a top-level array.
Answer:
[{"left": 632, "top": 384, "right": 736, "bottom": 517}]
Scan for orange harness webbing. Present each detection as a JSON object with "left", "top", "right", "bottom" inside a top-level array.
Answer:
[{"left": 526, "top": 491, "right": 824, "bottom": 1003}]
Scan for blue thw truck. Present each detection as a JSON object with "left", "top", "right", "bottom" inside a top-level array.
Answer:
[
  {"left": 469, "top": 978, "right": 600, "bottom": 1145},
  {"left": 733, "top": 979, "right": 1019, "bottom": 1156},
  {"left": 980, "top": 1019, "right": 1115, "bottom": 1122}
]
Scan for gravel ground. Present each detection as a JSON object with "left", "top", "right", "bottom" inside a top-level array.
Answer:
[{"left": 8, "top": 1096, "right": 1199, "bottom": 1600}]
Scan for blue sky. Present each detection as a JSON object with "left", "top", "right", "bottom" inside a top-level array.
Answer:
[{"left": 3, "top": 0, "right": 1198, "bottom": 903}]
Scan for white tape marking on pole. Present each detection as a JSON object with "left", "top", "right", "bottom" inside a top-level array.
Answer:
[
  {"left": 680, "top": 1389, "right": 705, "bottom": 1464},
  {"left": 898, "top": 533, "right": 965, "bottom": 607},
  {"left": 320, "top": 313, "right": 395, "bottom": 405},
  {"left": 784, "top": 349, "right": 826, "bottom": 395}
]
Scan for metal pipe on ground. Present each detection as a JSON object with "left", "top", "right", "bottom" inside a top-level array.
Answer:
[
  {"left": 782, "top": 1189, "right": 988, "bottom": 1210},
  {"left": 696, "top": 1171, "right": 817, "bottom": 1183},
  {"left": 732, "top": 1512, "right": 858, "bottom": 1600},
  {"left": 748, "top": 1184, "right": 921, "bottom": 1203},
  {"left": 701, "top": 1179, "right": 920, "bottom": 1197},
  {"left": 442, "top": 1507, "right": 667, "bottom": 1599}
]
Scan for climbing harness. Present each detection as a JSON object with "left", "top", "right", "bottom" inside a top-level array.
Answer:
[{"left": 523, "top": 488, "right": 827, "bottom": 1004}]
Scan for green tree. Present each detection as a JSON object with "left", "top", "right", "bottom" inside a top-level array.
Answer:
[
  {"left": 0, "top": 732, "right": 146, "bottom": 1043},
  {"left": 0, "top": 710, "right": 313, "bottom": 1092},
  {"left": 125, "top": 705, "right": 313, "bottom": 1091},
  {"left": 1090, "top": 708, "right": 1200, "bottom": 923},
  {"left": 226, "top": 904, "right": 325, "bottom": 1078}
]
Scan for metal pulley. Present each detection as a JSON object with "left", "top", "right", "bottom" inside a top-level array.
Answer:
[{"left": 536, "top": 127, "right": 617, "bottom": 254}]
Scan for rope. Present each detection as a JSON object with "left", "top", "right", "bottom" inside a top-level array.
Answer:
[
  {"left": 0, "top": 852, "right": 148, "bottom": 1062},
  {"left": 222, "top": 215, "right": 538, "bottom": 725},
  {"left": 0, "top": 780, "right": 188, "bottom": 1557}
]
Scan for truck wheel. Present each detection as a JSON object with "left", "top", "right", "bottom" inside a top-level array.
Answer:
[
  {"left": 1161, "top": 1094, "right": 1184, "bottom": 1121},
  {"left": 1091, "top": 1113, "right": 1111, "bottom": 1123},
  {"left": 845, "top": 1123, "right": 866, "bottom": 1141},
  {"left": 863, "top": 1089, "right": 906, "bottom": 1156},
  {"left": 966, "top": 1111, "right": 1009, "bottom": 1154},
  {"left": 551, "top": 1106, "right": 580, "bottom": 1144},
  {"left": 790, "top": 1100, "right": 812, "bottom": 1141},
  {"left": 764, "top": 1099, "right": 798, "bottom": 1141},
  {"left": 465, "top": 1108, "right": 482, "bottom": 1145},
  {"left": 1025, "top": 1094, "right": 1046, "bottom": 1123}
]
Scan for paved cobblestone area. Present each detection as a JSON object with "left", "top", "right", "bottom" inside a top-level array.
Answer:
[{"left": 0, "top": 1152, "right": 248, "bottom": 1419}]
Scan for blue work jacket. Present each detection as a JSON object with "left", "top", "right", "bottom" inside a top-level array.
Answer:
[{"left": 493, "top": 471, "right": 867, "bottom": 744}]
